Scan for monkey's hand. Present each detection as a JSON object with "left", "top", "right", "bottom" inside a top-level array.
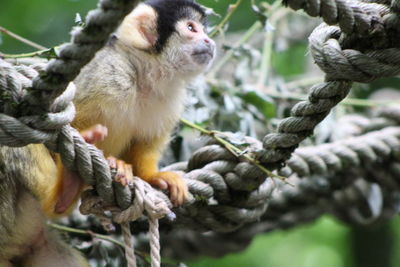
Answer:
[
  {"left": 146, "top": 171, "right": 188, "bottom": 207},
  {"left": 80, "top": 124, "right": 108, "bottom": 144},
  {"left": 108, "top": 158, "right": 187, "bottom": 206}
]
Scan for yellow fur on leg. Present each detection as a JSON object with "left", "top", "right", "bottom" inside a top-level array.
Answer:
[
  {"left": 24, "top": 145, "right": 63, "bottom": 218},
  {"left": 39, "top": 154, "right": 83, "bottom": 218},
  {"left": 123, "top": 139, "right": 188, "bottom": 206}
]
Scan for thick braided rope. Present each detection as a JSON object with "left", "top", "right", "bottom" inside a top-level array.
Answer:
[
  {"left": 155, "top": 123, "right": 400, "bottom": 260},
  {"left": 328, "top": 111, "right": 400, "bottom": 140},
  {"left": 281, "top": 126, "right": 400, "bottom": 177},
  {"left": 256, "top": 21, "right": 400, "bottom": 169},
  {"left": 158, "top": 122, "right": 399, "bottom": 231},
  {"left": 150, "top": 176, "right": 400, "bottom": 260},
  {"left": 259, "top": 127, "right": 400, "bottom": 228},
  {"left": 282, "top": 0, "right": 389, "bottom": 35}
]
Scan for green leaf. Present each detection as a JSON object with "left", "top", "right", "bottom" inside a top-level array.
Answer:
[
  {"left": 237, "top": 89, "right": 276, "bottom": 119},
  {"left": 37, "top": 47, "right": 58, "bottom": 59},
  {"left": 75, "top": 13, "right": 84, "bottom": 26}
]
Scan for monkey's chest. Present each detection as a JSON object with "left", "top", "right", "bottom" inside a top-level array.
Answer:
[
  {"left": 130, "top": 92, "right": 184, "bottom": 138},
  {"left": 101, "top": 85, "right": 186, "bottom": 156}
]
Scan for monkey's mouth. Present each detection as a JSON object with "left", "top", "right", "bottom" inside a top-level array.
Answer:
[
  {"left": 192, "top": 49, "right": 214, "bottom": 65},
  {"left": 192, "top": 49, "right": 214, "bottom": 57}
]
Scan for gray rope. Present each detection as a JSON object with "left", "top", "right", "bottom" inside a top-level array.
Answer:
[
  {"left": 282, "top": 0, "right": 388, "bottom": 35},
  {"left": 157, "top": 123, "right": 398, "bottom": 230},
  {"left": 154, "top": 121, "right": 400, "bottom": 260},
  {"left": 256, "top": 20, "right": 400, "bottom": 169}
]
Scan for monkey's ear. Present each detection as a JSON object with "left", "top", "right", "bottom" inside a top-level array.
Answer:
[{"left": 117, "top": 4, "right": 158, "bottom": 50}]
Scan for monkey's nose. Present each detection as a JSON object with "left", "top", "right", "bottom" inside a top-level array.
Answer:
[{"left": 204, "top": 38, "right": 216, "bottom": 51}]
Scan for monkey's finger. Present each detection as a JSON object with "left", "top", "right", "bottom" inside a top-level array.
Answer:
[
  {"left": 152, "top": 178, "right": 168, "bottom": 190},
  {"left": 171, "top": 183, "right": 179, "bottom": 207},
  {"left": 169, "top": 182, "right": 178, "bottom": 206},
  {"left": 182, "top": 180, "right": 189, "bottom": 199},
  {"left": 94, "top": 124, "right": 108, "bottom": 138},
  {"left": 91, "top": 126, "right": 108, "bottom": 143},
  {"left": 124, "top": 164, "right": 134, "bottom": 186},
  {"left": 107, "top": 157, "right": 117, "bottom": 169},
  {"left": 81, "top": 131, "right": 94, "bottom": 143},
  {"left": 81, "top": 124, "right": 108, "bottom": 144},
  {"left": 177, "top": 184, "right": 186, "bottom": 206},
  {"left": 116, "top": 160, "right": 127, "bottom": 181},
  {"left": 176, "top": 187, "right": 183, "bottom": 206},
  {"left": 178, "top": 186, "right": 185, "bottom": 206}
]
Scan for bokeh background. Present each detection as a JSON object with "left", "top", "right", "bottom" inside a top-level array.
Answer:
[{"left": 1, "top": 0, "right": 400, "bottom": 267}]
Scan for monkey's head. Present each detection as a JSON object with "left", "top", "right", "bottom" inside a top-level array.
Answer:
[{"left": 116, "top": 0, "right": 216, "bottom": 74}]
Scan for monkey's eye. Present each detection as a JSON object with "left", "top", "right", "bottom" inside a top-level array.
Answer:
[{"left": 187, "top": 22, "right": 196, "bottom": 32}]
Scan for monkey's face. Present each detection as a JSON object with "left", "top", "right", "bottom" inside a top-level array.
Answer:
[
  {"left": 165, "top": 19, "right": 216, "bottom": 74},
  {"left": 116, "top": 2, "right": 215, "bottom": 75}
]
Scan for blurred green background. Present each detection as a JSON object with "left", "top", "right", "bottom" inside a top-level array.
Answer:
[
  {"left": 189, "top": 216, "right": 400, "bottom": 267},
  {"left": 0, "top": 0, "right": 255, "bottom": 54},
  {"left": 1, "top": 1, "right": 400, "bottom": 267}
]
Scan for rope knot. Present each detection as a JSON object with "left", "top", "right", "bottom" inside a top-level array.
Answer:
[{"left": 113, "top": 177, "right": 173, "bottom": 224}]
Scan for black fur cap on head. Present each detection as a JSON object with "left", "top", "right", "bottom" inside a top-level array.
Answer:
[{"left": 145, "top": 0, "right": 207, "bottom": 53}]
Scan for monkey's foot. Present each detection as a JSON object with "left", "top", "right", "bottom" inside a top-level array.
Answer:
[
  {"left": 147, "top": 171, "right": 188, "bottom": 206},
  {"left": 107, "top": 157, "right": 134, "bottom": 186},
  {"left": 81, "top": 124, "right": 108, "bottom": 144}
]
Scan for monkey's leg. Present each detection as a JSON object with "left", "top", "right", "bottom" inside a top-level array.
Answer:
[
  {"left": 124, "top": 140, "right": 188, "bottom": 206},
  {"left": 42, "top": 124, "right": 108, "bottom": 217}
]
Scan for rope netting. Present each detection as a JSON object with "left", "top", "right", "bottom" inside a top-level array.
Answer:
[{"left": 1, "top": 0, "right": 400, "bottom": 263}]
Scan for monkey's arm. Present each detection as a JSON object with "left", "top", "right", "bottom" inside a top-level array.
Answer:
[{"left": 123, "top": 136, "right": 188, "bottom": 206}]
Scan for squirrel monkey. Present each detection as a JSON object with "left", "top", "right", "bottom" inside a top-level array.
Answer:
[
  {"left": 0, "top": 0, "right": 215, "bottom": 265},
  {"left": 73, "top": 0, "right": 216, "bottom": 206}
]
